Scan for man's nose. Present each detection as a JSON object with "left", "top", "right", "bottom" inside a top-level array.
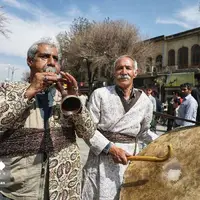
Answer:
[
  {"left": 47, "top": 56, "right": 55, "bottom": 66},
  {"left": 121, "top": 67, "right": 127, "bottom": 74}
]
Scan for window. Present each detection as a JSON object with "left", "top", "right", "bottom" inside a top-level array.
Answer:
[
  {"left": 168, "top": 49, "right": 175, "bottom": 66},
  {"left": 191, "top": 44, "right": 200, "bottom": 66},
  {"left": 178, "top": 47, "right": 188, "bottom": 68},
  {"left": 156, "top": 55, "right": 162, "bottom": 72},
  {"left": 146, "top": 57, "right": 152, "bottom": 72}
]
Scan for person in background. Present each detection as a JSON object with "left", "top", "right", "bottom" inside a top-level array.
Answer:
[
  {"left": 167, "top": 91, "right": 182, "bottom": 131},
  {"left": 81, "top": 55, "right": 154, "bottom": 200},
  {"left": 191, "top": 82, "right": 200, "bottom": 122},
  {"left": 146, "top": 87, "right": 157, "bottom": 132},
  {"left": 146, "top": 87, "right": 156, "bottom": 112},
  {"left": 152, "top": 90, "right": 162, "bottom": 113},
  {"left": 175, "top": 91, "right": 183, "bottom": 103},
  {"left": 173, "top": 97, "right": 181, "bottom": 127},
  {"left": 175, "top": 83, "right": 198, "bottom": 127}
]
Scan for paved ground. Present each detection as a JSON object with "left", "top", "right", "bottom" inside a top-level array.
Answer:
[
  {"left": 156, "top": 123, "right": 168, "bottom": 136},
  {"left": 77, "top": 123, "right": 168, "bottom": 166}
]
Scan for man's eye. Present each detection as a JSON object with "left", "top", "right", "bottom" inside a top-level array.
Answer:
[
  {"left": 126, "top": 66, "right": 132, "bottom": 70},
  {"left": 53, "top": 57, "right": 58, "bottom": 62},
  {"left": 116, "top": 66, "right": 123, "bottom": 70},
  {"left": 40, "top": 55, "right": 48, "bottom": 59}
]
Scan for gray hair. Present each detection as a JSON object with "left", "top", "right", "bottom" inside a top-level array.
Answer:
[
  {"left": 27, "top": 37, "right": 60, "bottom": 60},
  {"left": 114, "top": 55, "right": 138, "bottom": 71}
]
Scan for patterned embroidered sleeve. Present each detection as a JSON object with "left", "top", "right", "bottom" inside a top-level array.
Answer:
[
  {"left": 0, "top": 83, "right": 35, "bottom": 131},
  {"left": 71, "top": 106, "right": 95, "bottom": 140},
  {"left": 66, "top": 92, "right": 109, "bottom": 156},
  {"left": 84, "top": 90, "right": 110, "bottom": 156}
]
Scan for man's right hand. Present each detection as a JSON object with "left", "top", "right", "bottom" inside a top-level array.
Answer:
[
  {"left": 25, "top": 72, "right": 59, "bottom": 100},
  {"left": 108, "top": 145, "right": 131, "bottom": 165}
]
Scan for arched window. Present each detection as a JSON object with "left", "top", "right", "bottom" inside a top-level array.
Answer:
[
  {"left": 168, "top": 49, "right": 175, "bottom": 66},
  {"left": 178, "top": 47, "right": 188, "bottom": 68},
  {"left": 156, "top": 55, "right": 162, "bottom": 72},
  {"left": 191, "top": 44, "right": 200, "bottom": 66},
  {"left": 146, "top": 57, "right": 152, "bottom": 72}
]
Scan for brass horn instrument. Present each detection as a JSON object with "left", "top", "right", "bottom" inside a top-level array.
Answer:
[
  {"left": 44, "top": 66, "right": 82, "bottom": 116},
  {"left": 60, "top": 90, "right": 82, "bottom": 116}
]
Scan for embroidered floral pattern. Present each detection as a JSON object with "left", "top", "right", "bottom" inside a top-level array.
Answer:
[{"left": 0, "top": 83, "right": 95, "bottom": 200}]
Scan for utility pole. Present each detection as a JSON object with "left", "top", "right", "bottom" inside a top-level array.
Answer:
[
  {"left": 5, "top": 64, "right": 11, "bottom": 81},
  {"left": 4, "top": 64, "right": 18, "bottom": 82},
  {"left": 10, "top": 66, "right": 18, "bottom": 82},
  {"left": 5, "top": 65, "right": 18, "bottom": 82},
  {"left": 7, "top": 66, "right": 10, "bottom": 80}
]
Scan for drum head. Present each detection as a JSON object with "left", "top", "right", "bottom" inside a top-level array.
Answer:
[{"left": 120, "top": 126, "right": 200, "bottom": 200}]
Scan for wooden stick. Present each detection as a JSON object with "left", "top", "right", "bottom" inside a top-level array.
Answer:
[{"left": 127, "top": 145, "right": 172, "bottom": 162}]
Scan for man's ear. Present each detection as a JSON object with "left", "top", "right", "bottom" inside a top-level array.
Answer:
[
  {"left": 134, "top": 69, "right": 138, "bottom": 77},
  {"left": 27, "top": 57, "right": 33, "bottom": 67}
]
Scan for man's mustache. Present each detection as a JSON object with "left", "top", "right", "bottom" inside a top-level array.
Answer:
[{"left": 116, "top": 74, "right": 131, "bottom": 80}]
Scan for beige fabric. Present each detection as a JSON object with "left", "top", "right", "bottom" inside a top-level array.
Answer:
[
  {"left": 0, "top": 83, "right": 95, "bottom": 200},
  {"left": 1, "top": 154, "right": 46, "bottom": 200}
]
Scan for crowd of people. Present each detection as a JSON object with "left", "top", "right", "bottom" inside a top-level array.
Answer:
[
  {"left": 0, "top": 37, "right": 199, "bottom": 200},
  {"left": 144, "top": 83, "right": 199, "bottom": 132}
]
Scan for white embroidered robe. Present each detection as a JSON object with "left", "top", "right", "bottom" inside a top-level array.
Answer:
[{"left": 82, "top": 86, "right": 153, "bottom": 200}]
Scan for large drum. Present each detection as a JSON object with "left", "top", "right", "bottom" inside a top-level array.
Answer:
[{"left": 120, "top": 126, "right": 200, "bottom": 200}]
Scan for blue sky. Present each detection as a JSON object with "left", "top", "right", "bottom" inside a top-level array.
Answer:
[{"left": 0, "top": 0, "right": 200, "bottom": 81}]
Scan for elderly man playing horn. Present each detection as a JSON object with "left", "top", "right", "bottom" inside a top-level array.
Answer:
[
  {"left": 0, "top": 38, "right": 95, "bottom": 200},
  {"left": 82, "top": 55, "right": 155, "bottom": 200}
]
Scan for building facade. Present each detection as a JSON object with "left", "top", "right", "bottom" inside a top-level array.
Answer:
[
  {"left": 145, "top": 27, "right": 200, "bottom": 73},
  {"left": 79, "top": 27, "right": 200, "bottom": 99},
  {"left": 135, "top": 27, "right": 200, "bottom": 102}
]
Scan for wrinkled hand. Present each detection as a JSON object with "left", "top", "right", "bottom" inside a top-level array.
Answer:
[
  {"left": 25, "top": 72, "right": 60, "bottom": 99},
  {"left": 109, "top": 145, "right": 131, "bottom": 165},
  {"left": 58, "top": 71, "right": 79, "bottom": 96}
]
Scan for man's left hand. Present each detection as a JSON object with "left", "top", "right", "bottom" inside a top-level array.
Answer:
[{"left": 57, "top": 72, "right": 79, "bottom": 96}]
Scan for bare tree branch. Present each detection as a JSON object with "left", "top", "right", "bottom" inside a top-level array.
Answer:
[
  {"left": 0, "top": 6, "right": 11, "bottom": 38},
  {"left": 57, "top": 18, "right": 153, "bottom": 92}
]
